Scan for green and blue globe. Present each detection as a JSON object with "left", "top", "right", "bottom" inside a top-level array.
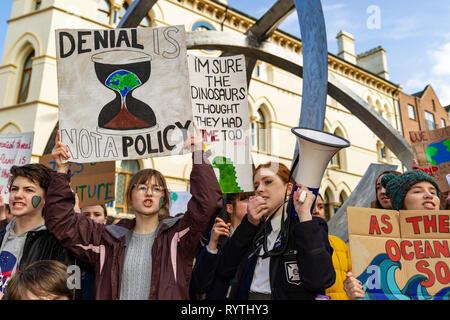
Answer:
[
  {"left": 105, "top": 69, "right": 142, "bottom": 98},
  {"left": 425, "top": 139, "right": 450, "bottom": 165}
]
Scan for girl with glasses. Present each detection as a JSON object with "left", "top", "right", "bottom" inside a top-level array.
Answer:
[{"left": 44, "top": 126, "right": 222, "bottom": 300}]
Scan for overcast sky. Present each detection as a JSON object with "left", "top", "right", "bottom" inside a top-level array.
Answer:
[{"left": 1, "top": 0, "right": 449, "bottom": 106}]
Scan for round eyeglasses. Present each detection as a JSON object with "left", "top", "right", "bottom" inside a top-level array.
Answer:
[{"left": 135, "top": 184, "right": 165, "bottom": 195}]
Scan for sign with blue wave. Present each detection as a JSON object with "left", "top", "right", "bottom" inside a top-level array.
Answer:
[{"left": 348, "top": 207, "right": 450, "bottom": 300}]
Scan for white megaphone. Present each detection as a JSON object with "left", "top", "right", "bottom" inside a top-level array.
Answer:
[{"left": 290, "top": 127, "right": 351, "bottom": 214}]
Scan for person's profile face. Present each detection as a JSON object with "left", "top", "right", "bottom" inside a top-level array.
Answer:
[
  {"left": 312, "top": 196, "right": 326, "bottom": 220},
  {"left": 376, "top": 174, "right": 392, "bottom": 209}
]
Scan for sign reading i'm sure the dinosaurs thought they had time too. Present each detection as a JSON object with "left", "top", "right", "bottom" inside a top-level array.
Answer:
[{"left": 188, "top": 54, "right": 254, "bottom": 193}]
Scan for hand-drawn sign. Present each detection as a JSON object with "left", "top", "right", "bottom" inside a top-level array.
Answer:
[
  {"left": 55, "top": 26, "right": 193, "bottom": 163},
  {"left": 410, "top": 126, "right": 450, "bottom": 193},
  {"left": 348, "top": 207, "right": 450, "bottom": 300},
  {"left": 188, "top": 54, "right": 254, "bottom": 193},
  {"left": 0, "top": 132, "right": 34, "bottom": 203},
  {"left": 39, "top": 154, "right": 115, "bottom": 208}
]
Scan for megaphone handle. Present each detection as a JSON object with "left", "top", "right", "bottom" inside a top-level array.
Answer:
[{"left": 289, "top": 183, "right": 319, "bottom": 218}]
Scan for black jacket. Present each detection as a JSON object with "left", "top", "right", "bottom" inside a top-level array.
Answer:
[
  {"left": 0, "top": 220, "right": 84, "bottom": 299},
  {"left": 209, "top": 214, "right": 336, "bottom": 300},
  {"left": 0, "top": 223, "right": 75, "bottom": 270}
]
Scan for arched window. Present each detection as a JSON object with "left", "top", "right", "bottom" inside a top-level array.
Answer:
[
  {"left": 330, "top": 128, "right": 344, "bottom": 169},
  {"left": 97, "top": 0, "right": 111, "bottom": 24},
  {"left": 115, "top": 160, "right": 140, "bottom": 214},
  {"left": 339, "top": 191, "right": 347, "bottom": 208},
  {"left": 17, "top": 51, "right": 34, "bottom": 104},
  {"left": 324, "top": 189, "right": 332, "bottom": 221},
  {"left": 35, "top": 0, "right": 42, "bottom": 10},
  {"left": 192, "top": 21, "right": 215, "bottom": 31},
  {"left": 252, "top": 109, "right": 266, "bottom": 152},
  {"left": 377, "top": 141, "right": 389, "bottom": 162}
]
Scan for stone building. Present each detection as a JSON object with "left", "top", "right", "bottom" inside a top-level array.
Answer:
[{"left": 0, "top": 0, "right": 405, "bottom": 219}]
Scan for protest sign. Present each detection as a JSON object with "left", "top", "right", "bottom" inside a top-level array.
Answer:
[
  {"left": 348, "top": 206, "right": 450, "bottom": 300},
  {"left": 169, "top": 191, "right": 192, "bottom": 217},
  {"left": 188, "top": 54, "right": 254, "bottom": 193},
  {"left": 56, "top": 26, "right": 193, "bottom": 163},
  {"left": 410, "top": 126, "right": 450, "bottom": 192},
  {"left": 39, "top": 154, "right": 115, "bottom": 208},
  {"left": 0, "top": 132, "right": 34, "bottom": 203}
]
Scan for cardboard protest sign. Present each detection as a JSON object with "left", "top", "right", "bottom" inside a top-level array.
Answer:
[
  {"left": 39, "top": 154, "right": 115, "bottom": 208},
  {"left": 0, "top": 132, "right": 34, "bottom": 203},
  {"left": 169, "top": 191, "right": 192, "bottom": 217},
  {"left": 56, "top": 26, "right": 193, "bottom": 163},
  {"left": 348, "top": 207, "right": 450, "bottom": 300},
  {"left": 410, "top": 126, "right": 450, "bottom": 192},
  {"left": 188, "top": 54, "right": 254, "bottom": 193}
]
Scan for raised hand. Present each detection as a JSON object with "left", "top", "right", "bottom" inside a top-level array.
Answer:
[
  {"left": 246, "top": 195, "right": 269, "bottom": 226},
  {"left": 51, "top": 130, "right": 71, "bottom": 173},
  {"left": 207, "top": 217, "right": 231, "bottom": 251},
  {"left": 184, "top": 122, "right": 203, "bottom": 152}
]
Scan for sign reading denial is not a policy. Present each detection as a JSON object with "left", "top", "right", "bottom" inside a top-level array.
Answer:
[
  {"left": 188, "top": 54, "right": 254, "bottom": 193},
  {"left": 348, "top": 207, "right": 450, "bottom": 300},
  {"left": 56, "top": 26, "right": 193, "bottom": 163}
]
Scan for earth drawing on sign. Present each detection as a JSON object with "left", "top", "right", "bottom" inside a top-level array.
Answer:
[
  {"left": 105, "top": 70, "right": 142, "bottom": 98},
  {"left": 425, "top": 139, "right": 450, "bottom": 165}
]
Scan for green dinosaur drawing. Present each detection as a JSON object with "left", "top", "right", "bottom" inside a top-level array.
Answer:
[{"left": 212, "top": 156, "right": 243, "bottom": 193}]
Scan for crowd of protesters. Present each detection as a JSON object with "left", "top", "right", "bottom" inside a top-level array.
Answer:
[{"left": 0, "top": 126, "right": 447, "bottom": 300}]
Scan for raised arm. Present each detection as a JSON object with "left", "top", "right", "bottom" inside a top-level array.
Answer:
[
  {"left": 174, "top": 123, "right": 223, "bottom": 258},
  {"left": 43, "top": 130, "right": 111, "bottom": 264}
]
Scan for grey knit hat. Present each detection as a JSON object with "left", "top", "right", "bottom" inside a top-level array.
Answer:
[{"left": 381, "top": 170, "right": 441, "bottom": 210}]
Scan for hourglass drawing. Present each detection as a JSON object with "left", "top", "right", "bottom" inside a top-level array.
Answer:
[{"left": 92, "top": 50, "right": 157, "bottom": 132}]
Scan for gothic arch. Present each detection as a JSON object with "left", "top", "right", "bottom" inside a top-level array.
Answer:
[
  {"left": 320, "top": 178, "right": 337, "bottom": 198},
  {"left": 329, "top": 120, "right": 349, "bottom": 140},
  {"left": 336, "top": 181, "right": 352, "bottom": 200},
  {"left": 0, "top": 121, "right": 22, "bottom": 134},
  {"left": 4, "top": 32, "right": 42, "bottom": 66},
  {"left": 253, "top": 96, "right": 277, "bottom": 122}
]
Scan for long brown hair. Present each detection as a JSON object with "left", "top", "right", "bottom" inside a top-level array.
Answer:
[
  {"left": 125, "top": 169, "right": 170, "bottom": 220},
  {"left": 254, "top": 161, "right": 294, "bottom": 185},
  {"left": 371, "top": 170, "right": 401, "bottom": 209}
]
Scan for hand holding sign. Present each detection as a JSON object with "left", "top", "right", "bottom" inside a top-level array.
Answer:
[
  {"left": 184, "top": 122, "right": 203, "bottom": 152},
  {"left": 51, "top": 130, "right": 70, "bottom": 174},
  {"left": 343, "top": 272, "right": 365, "bottom": 300}
]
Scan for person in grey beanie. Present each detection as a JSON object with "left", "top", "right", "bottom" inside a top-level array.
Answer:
[
  {"left": 343, "top": 170, "right": 442, "bottom": 300},
  {"left": 381, "top": 170, "right": 441, "bottom": 211}
]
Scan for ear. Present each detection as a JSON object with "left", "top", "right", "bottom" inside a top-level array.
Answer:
[{"left": 226, "top": 203, "right": 233, "bottom": 216}]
